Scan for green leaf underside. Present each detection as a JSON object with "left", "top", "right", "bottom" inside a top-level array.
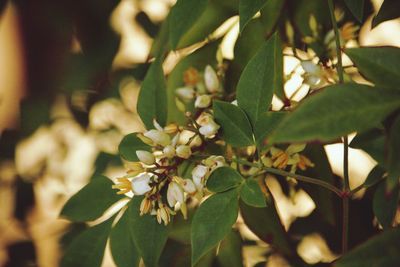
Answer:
[
  {"left": 346, "top": 47, "right": 400, "bottom": 87},
  {"left": 240, "top": 179, "right": 266, "bottom": 207},
  {"left": 191, "top": 189, "right": 239, "bottom": 266},
  {"left": 110, "top": 211, "right": 140, "bottom": 267},
  {"left": 372, "top": 0, "right": 400, "bottom": 28},
  {"left": 254, "top": 111, "right": 286, "bottom": 149},
  {"left": 207, "top": 167, "right": 244, "bottom": 193},
  {"left": 137, "top": 57, "right": 167, "bottom": 129},
  {"left": 373, "top": 183, "right": 399, "bottom": 229},
  {"left": 169, "top": 0, "right": 208, "bottom": 49},
  {"left": 239, "top": 0, "right": 268, "bottom": 32},
  {"left": 60, "top": 175, "right": 123, "bottom": 222},
  {"left": 61, "top": 216, "right": 114, "bottom": 267},
  {"left": 335, "top": 228, "right": 400, "bottom": 267},
  {"left": 270, "top": 84, "right": 400, "bottom": 143},
  {"left": 344, "top": 0, "right": 365, "bottom": 22},
  {"left": 387, "top": 115, "right": 400, "bottom": 189},
  {"left": 213, "top": 100, "right": 254, "bottom": 147},
  {"left": 118, "top": 133, "right": 151, "bottom": 162},
  {"left": 237, "top": 33, "right": 282, "bottom": 126},
  {"left": 128, "top": 197, "right": 169, "bottom": 267}
]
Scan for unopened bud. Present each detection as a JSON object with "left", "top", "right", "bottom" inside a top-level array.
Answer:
[
  {"left": 176, "top": 145, "right": 191, "bottom": 159},
  {"left": 204, "top": 65, "right": 219, "bottom": 93},
  {"left": 136, "top": 150, "right": 155, "bottom": 165}
]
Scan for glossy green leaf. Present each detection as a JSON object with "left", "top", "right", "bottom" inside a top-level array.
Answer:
[
  {"left": 237, "top": 33, "right": 283, "bottom": 126},
  {"left": 270, "top": 84, "right": 400, "bottom": 143},
  {"left": 335, "top": 228, "right": 400, "bottom": 267},
  {"left": 350, "top": 128, "right": 386, "bottom": 166},
  {"left": 372, "top": 0, "right": 400, "bottom": 28},
  {"left": 364, "top": 165, "right": 385, "bottom": 188},
  {"left": 216, "top": 230, "right": 244, "bottom": 267},
  {"left": 137, "top": 57, "right": 167, "bottom": 129},
  {"left": 213, "top": 100, "right": 254, "bottom": 147},
  {"left": 118, "top": 133, "right": 152, "bottom": 162},
  {"left": 373, "top": 182, "right": 399, "bottom": 229},
  {"left": 128, "top": 197, "right": 169, "bottom": 267},
  {"left": 346, "top": 47, "right": 400, "bottom": 87},
  {"left": 387, "top": 115, "right": 400, "bottom": 189},
  {"left": 169, "top": 0, "right": 208, "bottom": 49},
  {"left": 110, "top": 211, "right": 140, "bottom": 267},
  {"left": 207, "top": 167, "right": 244, "bottom": 193},
  {"left": 344, "top": 0, "right": 365, "bottom": 22},
  {"left": 240, "top": 179, "right": 266, "bottom": 207},
  {"left": 191, "top": 189, "right": 239, "bottom": 266},
  {"left": 60, "top": 175, "right": 123, "bottom": 222},
  {"left": 61, "top": 216, "right": 114, "bottom": 267},
  {"left": 260, "top": 0, "right": 285, "bottom": 39},
  {"left": 254, "top": 111, "right": 286, "bottom": 149},
  {"left": 239, "top": 0, "right": 268, "bottom": 32}
]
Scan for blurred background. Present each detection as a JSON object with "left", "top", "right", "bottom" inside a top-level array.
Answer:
[{"left": 0, "top": 0, "right": 399, "bottom": 266}]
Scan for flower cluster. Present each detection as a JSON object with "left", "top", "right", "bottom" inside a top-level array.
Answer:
[{"left": 175, "top": 65, "right": 222, "bottom": 110}]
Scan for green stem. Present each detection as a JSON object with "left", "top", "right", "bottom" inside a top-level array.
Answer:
[
  {"left": 231, "top": 158, "right": 342, "bottom": 197},
  {"left": 328, "top": 0, "right": 350, "bottom": 254}
]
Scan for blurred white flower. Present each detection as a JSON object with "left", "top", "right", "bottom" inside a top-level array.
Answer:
[{"left": 131, "top": 173, "right": 153, "bottom": 195}]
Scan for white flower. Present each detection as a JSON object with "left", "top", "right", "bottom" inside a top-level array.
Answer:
[
  {"left": 203, "top": 155, "right": 225, "bottom": 170},
  {"left": 131, "top": 173, "right": 152, "bottom": 195},
  {"left": 301, "top": 61, "right": 321, "bottom": 76},
  {"left": 182, "top": 179, "right": 197, "bottom": 194},
  {"left": 192, "top": 164, "right": 209, "bottom": 190},
  {"left": 176, "top": 87, "right": 195, "bottom": 100},
  {"left": 204, "top": 65, "right": 219, "bottom": 93},
  {"left": 167, "top": 182, "right": 185, "bottom": 207},
  {"left": 199, "top": 121, "right": 220, "bottom": 138},
  {"left": 163, "top": 145, "right": 175, "bottom": 158},
  {"left": 176, "top": 145, "right": 191, "bottom": 159},
  {"left": 136, "top": 150, "right": 155, "bottom": 165},
  {"left": 143, "top": 129, "right": 171, "bottom": 147},
  {"left": 195, "top": 94, "right": 212, "bottom": 108}
]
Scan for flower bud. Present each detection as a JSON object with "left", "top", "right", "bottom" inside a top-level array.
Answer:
[
  {"left": 140, "top": 197, "right": 153, "bottom": 215},
  {"left": 176, "top": 145, "right": 191, "bottom": 159},
  {"left": 164, "top": 123, "right": 179, "bottom": 134},
  {"left": 125, "top": 162, "right": 145, "bottom": 176},
  {"left": 167, "top": 182, "right": 185, "bottom": 207},
  {"left": 301, "top": 61, "right": 321, "bottom": 76},
  {"left": 163, "top": 145, "right": 175, "bottom": 158},
  {"left": 176, "top": 87, "right": 195, "bottom": 100},
  {"left": 192, "top": 165, "right": 208, "bottom": 181},
  {"left": 204, "top": 65, "right": 219, "bottom": 93},
  {"left": 144, "top": 129, "right": 171, "bottom": 147},
  {"left": 195, "top": 94, "right": 212, "bottom": 108},
  {"left": 286, "top": 144, "right": 306, "bottom": 155},
  {"left": 136, "top": 133, "right": 153, "bottom": 145},
  {"left": 131, "top": 173, "right": 152, "bottom": 195},
  {"left": 199, "top": 120, "right": 220, "bottom": 138},
  {"left": 136, "top": 150, "right": 155, "bottom": 165}
]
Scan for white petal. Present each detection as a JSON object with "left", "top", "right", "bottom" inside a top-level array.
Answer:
[
  {"left": 204, "top": 65, "right": 219, "bottom": 93},
  {"left": 194, "top": 95, "right": 212, "bottom": 108},
  {"left": 144, "top": 130, "right": 171, "bottom": 147},
  {"left": 136, "top": 150, "right": 155, "bottom": 165},
  {"left": 131, "top": 173, "right": 152, "bottom": 195},
  {"left": 192, "top": 165, "right": 208, "bottom": 179},
  {"left": 176, "top": 145, "right": 191, "bottom": 159},
  {"left": 182, "top": 179, "right": 197, "bottom": 194},
  {"left": 176, "top": 87, "right": 195, "bottom": 100}
]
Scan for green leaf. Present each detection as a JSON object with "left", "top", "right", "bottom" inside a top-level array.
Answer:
[
  {"left": 60, "top": 175, "right": 123, "bottom": 222},
  {"left": 373, "top": 183, "right": 399, "bottom": 229},
  {"left": 118, "top": 133, "right": 152, "bottom": 162},
  {"left": 387, "top": 115, "right": 400, "bottom": 189},
  {"left": 254, "top": 111, "right": 286, "bottom": 149},
  {"left": 350, "top": 128, "right": 386, "bottom": 166},
  {"left": 61, "top": 216, "right": 114, "bottom": 267},
  {"left": 137, "top": 57, "right": 167, "bottom": 129},
  {"left": 335, "top": 228, "right": 400, "bottom": 267},
  {"left": 216, "top": 230, "right": 244, "bottom": 267},
  {"left": 237, "top": 33, "right": 283, "bottom": 126},
  {"left": 240, "top": 179, "right": 266, "bottom": 207},
  {"left": 213, "top": 100, "right": 254, "bottom": 147},
  {"left": 207, "top": 167, "right": 244, "bottom": 193},
  {"left": 128, "top": 197, "right": 169, "bottom": 267},
  {"left": 239, "top": 0, "right": 268, "bottom": 32},
  {"left": 169, "top": 0, "right": 208, "bottom": 49},
  {"left": 191, "top": 189, "right": 239, "bottom": 266},
  {"left": 346, "top": 47, "right": 400, "bottom": 87},
  {"left": 344, "top": 0, "right": 365, "bottom": 22},
  {"left": 260, "top": 0, "right": 285, "bottom": 40},
  {"left": 364, "top": 165, "right": 385, "bottom": 188},
  {"left": 270, "top": 84, "right": 400, "bottom": 143},
  {"left": 372, "top": 0, "right": 400, "bottom": 28},
  {"left": 239, "top": 200, "right": 292, "bottom": 255},
  {"left": 110, "top": 211, "right": 140, "bottom": 267}
]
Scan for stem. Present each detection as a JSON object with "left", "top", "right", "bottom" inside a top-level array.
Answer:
[
  {"left": 328, "top": 0, "right": 349, "bottom": 254},
  {"left": 232, "top": 158, "right": 342, "bottom": 197}
]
